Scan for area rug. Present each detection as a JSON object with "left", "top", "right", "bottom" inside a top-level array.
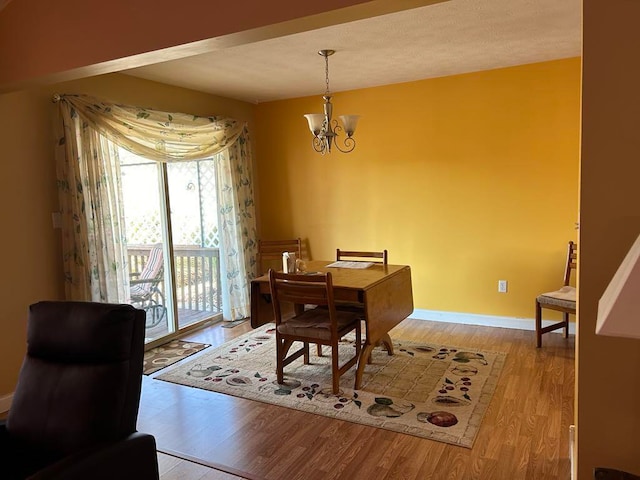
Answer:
[
  {"left": 144, "top": 340, "right": 210, "bottom": 375},
  {"left": 156, "top": 324, "right": 506, "bottom": 448}
]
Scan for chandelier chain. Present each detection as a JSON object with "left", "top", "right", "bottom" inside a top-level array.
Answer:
[{"left": 324, "top": 53, "right": 330, "bottom": 96}]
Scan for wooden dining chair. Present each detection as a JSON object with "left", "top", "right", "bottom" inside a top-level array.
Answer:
[
  {"left": 535, "top": 241, "right": 577, "bottom": 347},
  {"left": 334, "top": 249, "right": 388, "bottom": 313},
  {"left": 320, "top": 249, "right": 388, "bottom": 360},
  {"left": 257, "top": 238, "right": 303, "bottom": 275},
  {"left": 336, "top": 249, "right": 388, "bottom": 265},
  {"left": 268, "top": 269, "right": 362, "bottom": 394}
]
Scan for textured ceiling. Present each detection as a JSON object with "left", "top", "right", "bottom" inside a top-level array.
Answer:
[{"left": 123, "top": 0, "right": 581, "bottom": 104}]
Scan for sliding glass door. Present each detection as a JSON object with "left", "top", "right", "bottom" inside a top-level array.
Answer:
[
  {"left": 119, "top": 149, "right": 223, "bottom": 345},
  {"left": 166, "top": 159, "right": 222, "bottom": 331}
]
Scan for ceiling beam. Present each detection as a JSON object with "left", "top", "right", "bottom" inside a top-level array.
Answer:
[{"left": 0, "top": 0, "right": 447, "bottom": 93}]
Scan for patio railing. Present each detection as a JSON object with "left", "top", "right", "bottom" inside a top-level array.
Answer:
[{"left": 128, "top": 244, "right": 222, "bottom": 315}]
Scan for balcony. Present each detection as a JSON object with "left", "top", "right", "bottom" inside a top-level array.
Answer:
[{"left": 128, "top": 244, "right": 222, "bottom": 340}]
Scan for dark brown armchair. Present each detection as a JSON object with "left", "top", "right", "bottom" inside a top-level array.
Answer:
[{"left": 0, "top": 301, "right": 159, "bottom": 480}]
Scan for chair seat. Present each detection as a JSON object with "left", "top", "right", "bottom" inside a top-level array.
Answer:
[
  {"left": 277, "top": 308, "right": 361, "bottom": 341},
  {"left": 537, "top": 285, "right": 576, "bottom": 309},
  {"left": 130, "top": 284, "right": 150, "bottom": 297}
]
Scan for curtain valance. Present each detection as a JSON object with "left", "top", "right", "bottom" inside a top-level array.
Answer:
[{"left": 58, "top": 94, "right": 245, "bottom": 161}]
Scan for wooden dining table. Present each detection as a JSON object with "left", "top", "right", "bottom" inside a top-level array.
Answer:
[{"left": 250, "top": 260, "right": 414, "bottom": 389}]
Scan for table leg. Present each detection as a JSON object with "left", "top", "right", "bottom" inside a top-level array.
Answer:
[
  {"left": 381, "top": 333, "right": 394, "bottom": 355},
  {"left": 355, "top": 341, "right": 376, "bottom": 390},
  {"left": 355, "top": 332, "right": 396, "bottom": 389},
  {"left": 354, "top": 267, "right": 413, "bottom": 389}
]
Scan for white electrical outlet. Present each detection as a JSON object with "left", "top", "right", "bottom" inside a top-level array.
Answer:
[{"left": 498, "top": 280, "right": 508, "bottom": 293}]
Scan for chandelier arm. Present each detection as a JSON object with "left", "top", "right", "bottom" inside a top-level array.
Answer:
[
  {"left": 331, "top": 122, "right": 354, "bottom": 152},
  {"left": 334, "top": 135, "right": 356, "bottom": 154},
  {"left": 311, "top": 136, "right": 326, "bottom": 154}
]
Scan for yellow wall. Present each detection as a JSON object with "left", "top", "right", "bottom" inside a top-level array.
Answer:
[
  {"left": 577, "top": 1, "right": 640, "bottom": 476},
  {"left": 255, "top": 58, "right": 581, "bottom": 320},
  {"left": 0, "top": 73, "right": 254, "bottom": 395}
]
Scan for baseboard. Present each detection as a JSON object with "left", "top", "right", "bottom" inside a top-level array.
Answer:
[
  {"left": 0, "top": 393, "right": 13, "bottom": 413},
  {"left": 410, "top": 309, "right": 576, "bottom": 334}
]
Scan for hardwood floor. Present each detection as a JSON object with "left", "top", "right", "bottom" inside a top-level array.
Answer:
[{"left": 140, "top": 318, "right": 575, "bottom": 480}]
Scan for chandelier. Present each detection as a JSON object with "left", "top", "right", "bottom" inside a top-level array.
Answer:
[{"left": 304, "top": 50, "right": 360, "bottom": 154}]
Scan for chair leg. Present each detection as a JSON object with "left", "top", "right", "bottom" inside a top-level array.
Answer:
[
  {"left": 317, "top": 344, "right": 323, "bottom": 357},
  {"left": 535, "top": 300, "right": 543, "bottom": 348},
  {"left": 331, "top": 340, "right": 340, "bottom": 394},
  {"left": 563, "top": 312, "right": 569, "bottom": 338},
  {"left": 277, "top": 338, "right": 297, "bottom": 384},
  {"left": 276, "top": 336, "right": 285, "bottom": 384},
  {"left": 304, "top": 342, "right": 310, "bottom": 364}
]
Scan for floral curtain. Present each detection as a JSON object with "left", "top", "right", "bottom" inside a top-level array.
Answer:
[
  {"left": 54, "top": 94, "right": 258, "bottom": 320},
  {"left": 214, "top": 134, "right": 258, "bottom": 320}
]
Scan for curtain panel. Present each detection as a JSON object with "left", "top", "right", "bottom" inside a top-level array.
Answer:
[{"left": 54, "top": 94, "right": 258, "bottom": 320}]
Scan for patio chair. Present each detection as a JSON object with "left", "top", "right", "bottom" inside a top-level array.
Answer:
[{"left": 130, "top": 244, "right": 166, "bottom": 328}]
